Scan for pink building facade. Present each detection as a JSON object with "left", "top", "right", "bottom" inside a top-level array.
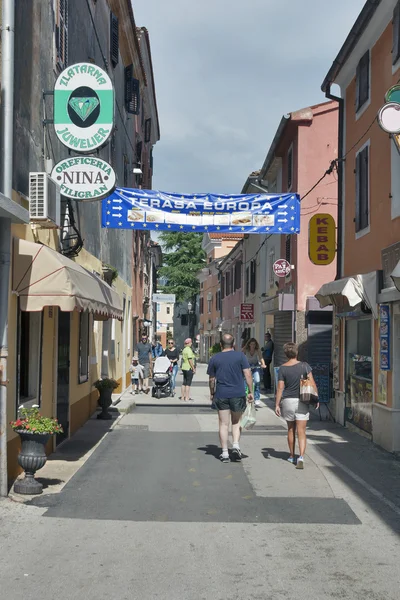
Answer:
[{"left": 219, "top": 241, "right": 244, "bottom": 347}]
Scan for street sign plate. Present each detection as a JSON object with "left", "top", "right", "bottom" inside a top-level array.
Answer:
[{"left": 240, "top": 303, "right": 254, "bottom": 321}]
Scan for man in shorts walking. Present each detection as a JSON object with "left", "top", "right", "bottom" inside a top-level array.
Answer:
[{"left": 207, "top": 333, "right": 254, "bottom": 462}]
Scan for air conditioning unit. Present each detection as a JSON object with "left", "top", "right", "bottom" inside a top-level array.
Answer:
[{"left": 29, "top": 172, "right": 60, "bottom": 227}]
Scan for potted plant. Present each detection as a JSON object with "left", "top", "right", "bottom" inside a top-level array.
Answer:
[
  {"left": 209, "top": 343, "right": 222, "bottom": 358},
  {"left": 10, "top": 406, "right": 63, "bottom": 495},
  {"left": 93, "top": 378, "right": 119, "bottom": 420}
]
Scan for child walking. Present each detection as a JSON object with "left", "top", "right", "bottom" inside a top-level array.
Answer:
[{"left": 129, "top": 355, "right": 144, "bottom": 394}]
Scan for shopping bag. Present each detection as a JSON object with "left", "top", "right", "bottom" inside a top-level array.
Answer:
[
  {"left": 299, "top": 363, "right": 318, "bottom": 405},
  {"left": 240, "top": 402, "right": 257, "bottom": 430}
]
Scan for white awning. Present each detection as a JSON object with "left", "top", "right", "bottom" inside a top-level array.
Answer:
[
  {"left": 13, "top": 238, "right": 123, "bottom": 320},
  {"left": 315, "top": 271, "right": 379, "bottom": 319}
]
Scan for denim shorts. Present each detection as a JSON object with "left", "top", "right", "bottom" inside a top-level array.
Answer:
[{"left": 214, "top": 396, "right": 246, "bottom": 413}]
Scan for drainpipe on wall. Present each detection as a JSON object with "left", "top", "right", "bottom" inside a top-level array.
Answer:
[
  {"left": 0, "top": 0, "right": 15, "bottom": 497},
  {"left": 325, "top": 85, "right": 344, "bottom": 281}
]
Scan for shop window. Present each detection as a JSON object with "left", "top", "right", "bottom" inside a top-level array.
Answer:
[
  {"left": 393, "top": 2, "right": 400, "bottom": 65},
  {"left": 79, "top": 312, "right": 90, "bottom": 383},
  {"left": 355, "top": 143, "right": 369, "bottom": 233},
  {"left": 356, "top": 50, "right": 370, "bottom": 112},
  {"left": 17, "top": 309, "right": 43, "bottom": 407},
  {"left": 345, "top": 318, "right": 372, "bottom": 434}
]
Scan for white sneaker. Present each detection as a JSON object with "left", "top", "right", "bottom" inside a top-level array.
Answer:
[{"left": 254, "top": 400, "right": 261, "bottom": 407}]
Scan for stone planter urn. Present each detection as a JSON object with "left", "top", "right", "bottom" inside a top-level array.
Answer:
[
  {"left": 97, "top": 387, "right": 113, "bottom": 420},
  {"left": 13, "top": 431, "right": 51, "bottom": 495}
]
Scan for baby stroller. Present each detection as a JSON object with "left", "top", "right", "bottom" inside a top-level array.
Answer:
[{"left": 152, "top": 356, "right": 173, "bottom": 399}]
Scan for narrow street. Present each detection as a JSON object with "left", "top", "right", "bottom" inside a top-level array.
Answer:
[{"left": 1, "top": 364, "right": 400, "bottom": 600}]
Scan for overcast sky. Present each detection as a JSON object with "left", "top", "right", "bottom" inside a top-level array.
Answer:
[{"left": 133, "top": 0, "right": 366, "bottom": 195}]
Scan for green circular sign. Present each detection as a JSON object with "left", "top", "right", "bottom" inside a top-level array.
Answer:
[
  {"left": 385, "top": 84, "right": 400, "bottom": 104},
  {"left": 54, "top": 63, "right": 114, "bottom": 152}
]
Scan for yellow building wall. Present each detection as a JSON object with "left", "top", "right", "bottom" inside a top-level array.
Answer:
[{"left": 6, "top": 227, "right": 132, "bottom": 484}]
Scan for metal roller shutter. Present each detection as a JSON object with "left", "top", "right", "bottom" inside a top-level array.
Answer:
[
  {"left": 308, "top": 324, "right": 332, "bottom": 365},
  {"left": 274, "top": 312, "right": 293, "bottom": 367}
]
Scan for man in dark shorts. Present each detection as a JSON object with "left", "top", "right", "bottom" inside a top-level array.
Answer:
[
  {"left": 136, "top": 333, "right": 153, "bottom": 393},
  {"left": 207, "top": 333, "right": 254, "bottom": 462}
]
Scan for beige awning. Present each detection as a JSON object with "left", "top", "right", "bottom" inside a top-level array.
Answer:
[
  {"left": 13, "top": 238, "right": 123, "bottom": 320},
  {"left": 315, "top": 271, "right": 379, "bottom": 319}
]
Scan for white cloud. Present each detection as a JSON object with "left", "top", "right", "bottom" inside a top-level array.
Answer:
[{"left": 133, "top": 0, "right": 366, "bottom": 193}]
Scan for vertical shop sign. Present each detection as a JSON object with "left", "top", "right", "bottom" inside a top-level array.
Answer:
[{"left": 379, "top": 304, "right": 390, "bottom": 370}]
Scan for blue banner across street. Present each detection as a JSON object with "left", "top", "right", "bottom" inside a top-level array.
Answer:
[{"left": 102, "top": 188, "right": 301, "bottom": 234}]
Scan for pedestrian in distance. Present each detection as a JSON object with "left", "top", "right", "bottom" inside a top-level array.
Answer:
[
  {"left": 207, "top": 333, "right": 254, "bottom": 463},
  {"left": 136, "top": 333, "right": 153, "bottom": 394},
  {"left": 164, "top": 338, "right": 180, "bottom": 396},
  {"left": 152, "top": 336, "right": 163, "bottom": 359},
  {"left": 242, "top": 338, "right": 266, "bottom": 407},
  {"left": 262, "top": 332, "right": 274, "bottom": 393},
  {"left": 275, "top": 342, "right": 319, "bottom": 469},
  {"left": 129, "top": 354, "right": 144, "bottom": 394},
  {"left": 180, "top": 338, "right": 196, "bottom": 402}
]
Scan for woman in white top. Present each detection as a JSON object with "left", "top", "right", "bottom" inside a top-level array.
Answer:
[{"left": 242, "top": 338, "right": 266, "bottom": 407}]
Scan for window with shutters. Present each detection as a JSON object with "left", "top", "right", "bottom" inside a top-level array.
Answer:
[
  {"left": 216, "top": 290, "right": 221, "bottom": 312},
  {"left": 200, "top": 297, "right": 204, "bottom": 315},
  {"left": 110, "top": 12, "right": 119, "bottom": 68},
  {"left": 125, "top": 65, "right": 140, "bottom": 114},
  {"left": 136, "top": 140, "right": 143, "bottom": 166},
  {"left": 355, "top": 142, "right": 370, "bottom": 234},
  {"left": 207, "top": 298, "right": 212, "bottom": 313},
  {"left": 145, "top": 118, "right": 152, "bottom": 143},
  {"left": 226, "top": 272, "right": 231, "bottom": 297},
  {"left": 250, "top": 260, "right": 256, "bottom": 294},
  {"left": 234, "top": 260, "right": 242, "bottom": 290},
  {"left": 285, "top": 236, "right": 291, "bottom": 264},
  {"left": 394, "top": 2, "right": 400, "bottom": 66},
  {"left": 287, "top": 144, "right": 293, "bottom": 191},
  {"left": 123, "top": 155, "right": 129, "bottom": 187},
  {"left": 221, "top": 276, "right": 225, "bottom": 300},
  {"left": 245, "top": 267, "right": 249, "bottom": 296},
  {"left": 269, "top": 249, "right": 275, "bottom": 285},
  {"left": 356, "top": 51, "right": 370, "bottom": 112},
  {"left": 55, "top": 0, "right": 68, "bottom": 71}
]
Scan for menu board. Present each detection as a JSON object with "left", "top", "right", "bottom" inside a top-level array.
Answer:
[
  {"left": 312, "top": 363, "right": 330, "bottom": 404},
  {"left": 379, "top": 304, "right": 390, "bottom": 370}
]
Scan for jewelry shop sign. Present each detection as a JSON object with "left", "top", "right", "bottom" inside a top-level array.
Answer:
[
  {"left": 51, "top": 157, "right": 116, "bottom": 200},
  {"left": 379, "top": 304, "right": 391, "bottom": 370},
  {"left": 54, "top": 62, "right": 114, "bottom": 152}
]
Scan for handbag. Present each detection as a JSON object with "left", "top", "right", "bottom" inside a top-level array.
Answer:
[
  {"left": 240, "top": 402, "right": 257, "bottom": 430},
  {"left": 299, "top": 363, "right": 319, "bottom": 405}
]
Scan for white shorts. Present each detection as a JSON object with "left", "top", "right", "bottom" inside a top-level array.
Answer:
[{"left": 281, "top": 397, "right": 309, "bottom": 422}]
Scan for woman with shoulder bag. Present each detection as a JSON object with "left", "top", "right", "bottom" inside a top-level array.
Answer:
[{"left": 275, "top": 342, "right": 319, "bottom": 469}]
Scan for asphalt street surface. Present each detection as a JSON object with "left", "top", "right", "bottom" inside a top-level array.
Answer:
[{"left": 1, "top": 364, "right": 400, "bottom": 599}]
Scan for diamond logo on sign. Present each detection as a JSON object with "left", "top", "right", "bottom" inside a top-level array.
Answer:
[
  {"left": 68, "top": 96, "right": 100, "bottom": 122},
  {"left": 54, "top": 63, "right": 114, "bottom": 152}
]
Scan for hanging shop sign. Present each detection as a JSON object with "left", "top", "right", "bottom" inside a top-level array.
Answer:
[
  {"left": 102, "top": 189, "right": 301, "bottom": 234},
  {"left": 152, "top": 293, "right": 176, "bottom": 303},
  {"left": 379, "top": 304, "right": 391, "bottom": 371},
  {"left": 240, "top": 303, "right": 254, "bottom": 321},
  {"left": 309, "top": 214, "right": 336, "bottom": 265},
  {"left": 54, "top": 62, "right": 114, "bottom": 152},
  {"left": 51, "top": 156, "right": 116, "bottom": 200},
  {"left": 377, "top": 85, "right": 400, "bottom": 154},
  {"left": 273, "top": 259, "right": 291, "bottom": 278}
]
